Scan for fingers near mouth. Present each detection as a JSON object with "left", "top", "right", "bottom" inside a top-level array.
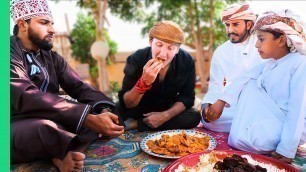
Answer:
[{"left": 155, "top": 57, "right": 166, "bottom": 64}]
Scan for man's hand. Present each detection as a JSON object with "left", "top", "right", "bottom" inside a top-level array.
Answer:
[
  {"left": 143, "top": 111, "right": 169, "bottom": 128},
  {"left": 202, "top": 105, "right": 211, "bottom": 123},
  {"left": 142, "top": 58, "right": 163, "bottom": 85},
  {"left": 83, "top": 112, "right": 124, "bottom": 137},
  {"left": 271, "top": 151, "right": 293, "bottom": 164},
  {"left": 204, "top": 100, "right": 226, "bottom": 122}
]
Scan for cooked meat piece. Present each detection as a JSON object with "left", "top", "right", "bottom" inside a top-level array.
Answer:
[
  {"left": 214, "top": 161, "right": 227, "bottom": 170},
  {"left": 255, "top": 165, "right": 268, "bottom": 172},
  {"left": 213, "top": 154, "right": 268, "bottom": 172}
]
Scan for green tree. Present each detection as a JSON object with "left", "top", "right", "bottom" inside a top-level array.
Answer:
[
  {"left": 70, "top": 13, "right": 95, "bottom": 64},
  {"left": 76, "top": 0, "right": 240, "bottom": 91},
  {"left": 70, "top": 12, "right": 117, "bottom": 84},
  {"left": 105, "top": 0, "right": 240, "bottom": 91}
]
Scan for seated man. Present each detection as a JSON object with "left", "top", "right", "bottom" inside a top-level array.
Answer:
[
  {"left": 10, "top": 0, "right": 124, "bottom": 171},
  {"left": 117, "top": 21, "right": 201, "bottom": 131},
  {"left": 201, "top": 3, "right": 262, "bottom": 132}
]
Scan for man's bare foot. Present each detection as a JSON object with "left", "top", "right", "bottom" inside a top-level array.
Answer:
[
  {"left": 124, "top": 118, "right": 137, "bottom": 130},
  {"left": 52, "top": 151, "right": 85, "bottom": 172}
]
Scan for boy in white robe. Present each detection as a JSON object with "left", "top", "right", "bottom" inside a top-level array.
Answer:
[
  {"left": 201, "top": 3, "right": 263, "bottom": 132},
  {"left": 206, "top": 9, "right": 306, "bottom": 164}
]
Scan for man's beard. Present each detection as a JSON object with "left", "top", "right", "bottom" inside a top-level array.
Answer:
[
  {"left": 28, "top": 27, "right": 53, "bottom": 51},
  {"left": 228, "top": 27, "right": 249, "bottom": 44}
]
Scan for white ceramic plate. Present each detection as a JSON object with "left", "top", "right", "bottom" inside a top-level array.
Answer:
[{"left": 140, "top": 129, "right": 217, "bottom": 159}]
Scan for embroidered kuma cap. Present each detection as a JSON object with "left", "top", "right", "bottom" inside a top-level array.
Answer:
[{"left": 10, "top": 0, "right": 53, "bottom": 24}]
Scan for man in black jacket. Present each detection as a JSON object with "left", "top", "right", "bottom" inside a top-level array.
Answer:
[{"left": 118, "top": 21, "right": 201, "bottom": 131}]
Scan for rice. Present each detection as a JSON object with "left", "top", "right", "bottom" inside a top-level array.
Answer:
[
  {"left": 174, "top": 152, "right": 286, "bottom": 172},
  {"left": 175, "top": 152, "right": 221, "bottom": 172}
]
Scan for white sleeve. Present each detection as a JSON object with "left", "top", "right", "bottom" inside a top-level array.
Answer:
[
  {"left": 201, "top": 50, "right": 225, "bottom": 109},
  {"left": 276, "top": 60, "right": 306, "bottom": 158},
  {"left": 220, "top": 62, "right": 265, "bottom": 107}
]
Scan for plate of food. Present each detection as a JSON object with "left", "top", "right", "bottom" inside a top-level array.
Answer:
[
  {"left": 140, "top": 129, "right": 217, "bottom": 159},
  {"left": 163, "top": 150, "right": 299, "bottom": 172}
]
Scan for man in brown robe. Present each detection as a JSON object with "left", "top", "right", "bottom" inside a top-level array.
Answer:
[{"left": 10, "top": 0, "right": 124, "bottom": 171}]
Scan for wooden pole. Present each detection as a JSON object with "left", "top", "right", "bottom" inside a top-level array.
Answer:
[
  {"left": 95, "top": 0, "right": 110, "bottom": 93},
  {"left": 64, "top": 13, "right": 71, "bottom": 34}
]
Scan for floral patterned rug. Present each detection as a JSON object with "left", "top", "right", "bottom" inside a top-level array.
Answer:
[{"left": 11, "top": 127, "right": 306, "bottom": 172}]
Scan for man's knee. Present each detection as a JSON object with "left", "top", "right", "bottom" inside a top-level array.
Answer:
[
  {"left": 13, "top": 119, "right": 64, "bottom": 149},
  {"left": 37, "top": 120, "right": 59, "bottom": 133},
  {"left": 12, "top": 119, "right": 57, "bottom": 138},
  {"left": 179, "top": 108, "right": 201, "bottom": 128},
  {"left": 248, "top": 121, "right": 281, "bottom": 151},
  {"left": 11, "top": 119, "right": 60, "bottom": 163},
  {"left": 184, "top": 108, "right": 201, "bottom": 120},
  {"left": 30, "top": 120, "right": 62, "bottom": 144}
]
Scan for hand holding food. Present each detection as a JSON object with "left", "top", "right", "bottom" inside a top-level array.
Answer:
[
  {"left": 142, "top": 57, "right": 165, "bottom": 85},
  {"left": 205, "top": 100, "right": 226, "bottom": 122}
]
